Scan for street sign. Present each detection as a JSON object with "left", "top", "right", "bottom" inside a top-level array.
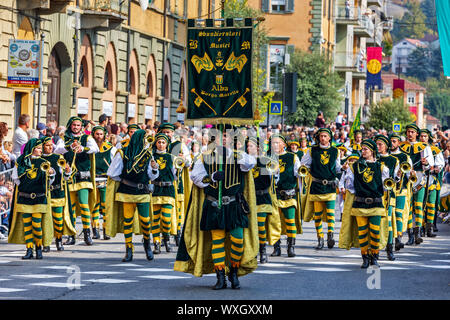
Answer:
[
  {"left": 269, "top": 101, "right": 282, "bottom": 115},
  {"left": 7, "top": 39, "right": 41, "bottom": 88},
  {"left": 393, "top": 122, "right": 401, "bottom": 132}
]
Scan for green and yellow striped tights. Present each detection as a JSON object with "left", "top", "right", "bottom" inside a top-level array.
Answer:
[
  {"left": 313, "top": 200, "right": 335, "bottom": 238},
  {"left": 123, "top": 202, "right": 151, "bottom": 249},
  {"left": 51, "top": 206, "right": 64, "bottom": 240},
  {"left": 92, "top": 188, "right": 107, "bottom": 230},
  {"left": 211, "top": 228, "right": 244, "bottom": 270},
  {"left": 152, "top": 204, "right": 173, "bottom": 243},
  {"left": 70, "top": 189, "right": 91, "bottom": 230},
  {"left": 23, "top": 213, "right": 43, "bottom": 248},
  {"left": 281, "top": 207, "right": 296, "bottom": 239},
  {"left": 356, "top": 216, "right": 381, "bottom": 255},
  {"left": 257, "top": 212, "right": 270, "bottom": 245}
]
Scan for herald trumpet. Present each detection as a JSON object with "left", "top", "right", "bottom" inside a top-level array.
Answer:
[
  {"left": 400, "top": 161, "right": 411, "bottom": 174},
  {"left": 40, "top": 161, "right": 51, "bottom": 173},
  {"left": 298, "top": 165, "right": 309, "bottom": 177},
  {"left": 266, "top": 159, "right": 279, "bottom": 174},
  {"left": 57, "top": 158, "right": 66, "bottom": 168},
  {"left": 174, "top": 156, "right": 185, "bottom": 170},
  {"left": 409, "top": 175, "right": 418, "bottom": 184},
  {"left": 383, "top": 177, "right": 395, "bottom": 190},
  {"left": 146, "top": 134, "right": 155, "bottom": 145}
]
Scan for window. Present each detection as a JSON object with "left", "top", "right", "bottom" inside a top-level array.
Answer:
[
  {"left": 272, "top": 0, "right": 286, "bottom": 12},
  {"left": 103, "top": 62, "right": 112, "bottom": 91},
  {"left": 146, "top": 72, "right": 153, "bottom": 97},
  {"left": 79, "top": 57, "right": 88, "bottom": 87},
  {"left": 129, "top": 67, "right": 136, "bottom": 95},
  {"left": 407, "top": 92, "right": 415, "bottom": 105}
]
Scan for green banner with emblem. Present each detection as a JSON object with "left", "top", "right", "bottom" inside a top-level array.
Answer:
[{"left": 186, "top": 26, "right": 253, "bottom": 124}]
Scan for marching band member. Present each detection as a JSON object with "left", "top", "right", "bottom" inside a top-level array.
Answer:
[
  {"left": 175, "top": 125, "right": 257, "bottom": 290},
  {"left": 92, "top": 126, "right": 116, "bottom": 240},
  {"left": 8, "top": 138, "right": 55, "bottom": 259},
  {"left": 390, "top": 133, "right": 413, "bottom": 251},
  {"left": 54, "top": 116, "right": 99, "bottom": 246},
  {"left": 302, "top": 128, "right": 341, "bottom": 250},
  {"left": 374, "top": 134, "right": 400, "bottom": 261},
  {"left": 41, "top": 136, "right": 75, "bottom": 252},
  {"left": 116, "top": 124, "right": 139, "bottom": 150},
  {"left": 270, "top": 134, "right": 302, "bottom": 257},
  {"left": 106, "top": 129, "right": 159, "bottom": 262},
  {"left": 346, "top": 130, "right": 363, "bottom": 157},
  {"left": 339, "top": 139, "right": 390, "bottom": 268},
  {"left": 400, "top": 124, "right": 434, "bottom": 245}
]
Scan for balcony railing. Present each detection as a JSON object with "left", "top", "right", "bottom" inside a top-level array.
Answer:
[
  {"left": 335, "top": 51, "right": 366, "bottom": 77},
  {"left": 354, "top": 15, "right": 375, "bottom": 38},
  {"left": 367, "top": 25, "right": 383, "bottom": 45},
  {"left": 336, "top": 6, "right": 361, "bottom": 25},
  {"left": 79, "top": 0, "right": 127, "bottom": 17}
]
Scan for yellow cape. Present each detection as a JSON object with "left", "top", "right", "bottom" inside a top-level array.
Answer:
[{"left": 174, "top": 172, "right": 259, "bottom": 277}]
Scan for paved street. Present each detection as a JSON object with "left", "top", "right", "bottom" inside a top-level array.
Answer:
[{"left": 0, "top": 220, "right": 449, "bottom": 300}]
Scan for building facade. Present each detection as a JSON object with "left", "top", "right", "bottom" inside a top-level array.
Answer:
[
  {"left": 0, "top": 0, "right": 220, "bottom": 140},
  {"left": 391, "top": 38, "right": 427, "bottom": 74}
]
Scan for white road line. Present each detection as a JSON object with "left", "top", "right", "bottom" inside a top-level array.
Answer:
[
  {"left": 259, "top": 263, "right": 295, "bottom": 267},
  {"left": 84, "top": 278, "right": 137, "bottom": 284},
  {"left": 0, "top": 288, "right": 28, "bottom": 293},
  {"left": 253, "top": 270, "right": 294, "bottom": 274},
  {"left": 297, "top": 267, "right": 352, "bottom": 272},
  {"left": 82, "top": 271, "right": 125, "bottom": 275},
  {"left": 139, "top": 275, "right": 192, "bottom": 280},
  {"left": 107, "top": 263, "right": 144, "bottom": 267},
  {"left": 13, "top": 274, "right": 66, "bottom": 279},
  {"left": 127, "top": 268, "right": 174, "bottom": 272},
  {"left": 418, "top": 265, "right": 450, "bottom": 269},
  {"left": 30, "top": 282, "right": 86, "bottom": 288}
]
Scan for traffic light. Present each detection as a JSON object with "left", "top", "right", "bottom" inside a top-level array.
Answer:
[{"left": 283, "top": 72, "right": 297, "bottom": 113}]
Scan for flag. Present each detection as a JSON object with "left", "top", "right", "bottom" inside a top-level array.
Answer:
[
  {"left": 349, "top": 106, "right": 361, "bottom": 141},
  {"left": 393, "top": 79, "right": 405, "bottom": 100},
  {"left": 436, "top": 0, "right": 450, "bottom": 76},
  {"left": 366, "top": 47, "right": 383, "bottom": 89}
]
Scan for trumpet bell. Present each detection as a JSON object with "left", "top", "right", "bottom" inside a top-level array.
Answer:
[
  {"left": 40, "top": 161, "right": 51, "bottom": 173},
  {"left": 383, "top": 177, "right": 395, "bottom": 190},
  {"left": 174, "top": 156, "right": 185, "bottom": 170},
  {"left": 298, "top": 165, "right": 309, "bottom": 177},
  {"left": 266, "top": 160, "right": 279, "bottom": 174},
  {"left": 57, "top": 158, "right": 66, "bottom": 168},
  {"left": 409, "top": 175, "right": 418, "bottom": 184},
  {"left": 400, "top": 162, "right": 411, "bottom": 174}
]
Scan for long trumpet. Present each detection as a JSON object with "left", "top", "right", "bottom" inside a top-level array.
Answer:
[
  {"left": 409, "top": 174, "right": 418, "bottom": 184},
  {"left": 400, "top": 161, "right": 411, "bottom": 174},
  {"left": 298, "top": 165, "right": 309, "bottom": 177},
  {"left": 57, "top": 158, "right": 66, "bottom": 168},
  {"left": 40, "top": 161, "right": 51, "bottom": 173},
  {"left": 146, "top": 134, "right": 155, "bottom": 146},
  {"left": 266, "top": 158, "right": 279, "bottom": 174},
  {"left": 383, "top": 177, "right": 395, "bottom": 190},
  {"left": 174, "top": 156, "right": 185, "bottom": 170}
]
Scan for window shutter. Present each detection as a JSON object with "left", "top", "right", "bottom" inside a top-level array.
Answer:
[
  {"left": 286, "top": 0, "right": 294, "bottom": 12},
  {"left": 262, "top": 0, "right": 269, "bottom": 13}
]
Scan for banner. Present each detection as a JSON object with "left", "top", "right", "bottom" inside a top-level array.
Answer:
[
  {"left": 7, "top": 39, "right": 41, "bottom": 88},
  {"left": 349, "top": 106, "right": 361, "bottom": 141},
  {"left": 186, "top": 26, "right": 253, "bottom": 124},
  {"left": 393, "top": 79, "right": 405, "bottom": 99},
  {"left": 366, "top": 47, "right": 382, "bottom": 89},
  {"left": 436, "top": 0, "right": 450, "bottom": 76}
]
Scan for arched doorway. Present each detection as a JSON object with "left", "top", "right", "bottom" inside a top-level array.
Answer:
[{"left": 46, "top": 49, "right": 61, "bottom": 123}]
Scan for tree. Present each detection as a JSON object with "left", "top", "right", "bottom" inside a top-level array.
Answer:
[
  {"left": 365, "top": 99, "right": 413, "bottom": 132},
  {"left": 420, "top": 0, "right": 438, "bottom": 34},
  {"left": 392, "top": 0, "right": 429, "bottom": 41},
  {"left": 406, "top": 47, "right": 432, "bottom": 81},
  {"left": 284, "top": 49, "right": 344, "bottom": 127}
]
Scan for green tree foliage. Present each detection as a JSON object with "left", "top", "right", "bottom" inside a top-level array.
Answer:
[
  {"left": 392, "top": 0, "right": 429, "bottom": 42},
  {"left": 284, "top": 49, "right": 344, "bottom": 127},
  {"left": 420, "top": 0, "right": 438, "bottom": 34},
  {"left": 406, "top": 47, "right": 432, "bottom": 81},
  {"left": 422, "top": 77, "right": 450, "bottom": 128},
  {"left": 365, "top": 99, "right": 413, "bottom": 131}
]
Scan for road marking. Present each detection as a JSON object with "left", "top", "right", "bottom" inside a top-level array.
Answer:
[
  {"left": 290, "top": 256, "right": 319, "bottom": 260},
  {"left": 253, "top": 270, "right": 294, "bottom": 274},
  {"left": 41, "top": 266, "right": 79, "bottom": 271},
  {"left": 0, "top": 260, "right": 12, "bottom": 264},
  {"left": 84, "top": 278, "right": 137, "bottom": 284},
  {"left": 82, "top": 271, "right": 125, "bottom": 275},
  {"left": 440, "top": 252, "right": 450, "bottom": 255},
  {"left": 13, "top": 274, "right": 66, "bottom": 279},
  {"left": 297, "top": 260, "right": 359, "bottom": 266},
  {"left": 340, "top": 254, "right": 362, "bottom": 258},
  {"left": 298, "top": 267, "right": 351, "bottom": 272},
  {"left": 0, "top": 279, "right": 12, "bottom": 282},
  {"left": 259, "top": 263, "right": 295, "bottom": 267},
  {"left": 0, "top": 288, "right": 28, "bottom": 293},
  {"left": 139, "top": 275, "right": 192, "bottom": 280},
  {"left": 107, "top": 263, "right": 144, "bottom": 267},
  {"left": 379, "top": 266, "right": 409, "bottom": 270},
  {"left": 432, "top": 260, "right": 450, "bottom": 263},
  {"left": 127, "top": 268, "right": 174, "bottom": 272},
  {"left": 394, "top": 253, "right": 421, "bottom": 257},
  {"left": 30, "top": 282, "right": 86, "bottom": 288},
  {"left": 419, "top": 265, "right": 450, "bottom": 269}
]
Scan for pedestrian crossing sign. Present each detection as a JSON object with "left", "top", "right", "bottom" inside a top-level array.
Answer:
[
  {"left": 269, "top": 101, "right": 282, "bottom": 115},
  {"left": 393, "top": 122, "right": 401, "bottom": 132}
]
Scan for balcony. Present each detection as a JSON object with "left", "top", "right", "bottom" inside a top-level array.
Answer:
[
  {"left": 336, "top": 6, "right": 361, "bottom": 25},
  {"left": 334, "top": 51, "right": 366, "bottom": 79},
  {"left": 78, "top": 0, "right": 128, "bottom": 29},
  {"left": 17, "top": 0, "right": 71, "bottom": 14},
  {"left": 382, "top": 16, "right": 394, "bottom": 31},
  {"left": 367, "top": 0, "right": 383, "bottom": 7},
  {"left": 366, "top": 25, "right": 383, "bottom": 46},
  {"left": 354, "top": 15, "right": 374, "bottom": 38}
]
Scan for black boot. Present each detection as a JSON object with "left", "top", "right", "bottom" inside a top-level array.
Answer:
[
  {"left": 370, "top": 252, "right": 380, "bottom": 267},
  {"left": 174, "top": 230, "right": 182, "bottom": 247},
  {"left": 143, "top": 239, "right": 154, "bottom": 261},
  {"left": 386, "top": 244, "right": 395, "bottom": 261},
  {"left": 414, "top": 227, "right": 423, "bottom": 245},
  {"left": 327, "top": 232, "right": 335, "bottom": 249},
  {"left": 103, "top": 229, "right": 110, "bottom": 240},
  {"left": 122, "top": 245, "right": 133, "bottom": 262},
  {"left": 64, "top": 235, "right": 76, "bottom": 245},
  {"left": 43, "top": 246, "right": 50, "bottom": 253},
  {"left": 228, "top": 266, "right": 240, "bottom": 289},
  {"left": 426, "top": 223, "right": 437, "bottom": 237},
  {"left": 83, "top": 229, "right": 93, "bottom": 246},
  {"left": 270, "top": 239, "right": 281, "bottom": 256},
  {"left": 287, "top": 238, "right": 296, "bottom": 257},
  {"left": 92, "top": 228, "right": 100, "bottom": 240},
  {"left": 395, "top": 237, "right": 404, "bottom": 251},
  {"left": 361, "top": 254, "right": 370, "bottom": 269},
  {"left": 35, "top": 246, "right": 43, "bottom": 260},
  {"left": 420, "top": 226, "right": 425, "bottom": 237},
  {"left": 315, "top": 236, "right": 324, "bottom": 250},
  {"left": 55, "top": 238, "right": 64, "bottom": 251},
  {"left": 259, "top": 243, "right": 268, "bottom": 263},
  {"left": 212, "top": 268, "right": 227, "bottom": 290},
  {"left": 406, "top": 229, "right": 414, "bottom": 245},
  {"left": 162, "top": 234, "right": 172, "bottom": 253},
  {"left": 433, "top": 216, "right": 438, "bottom": 232},
  {"left": 153, "top": 241, "right": 161, "bottom": 254},
  {"left": 22, "top": 247, "right": 34, "bottom": 260}
]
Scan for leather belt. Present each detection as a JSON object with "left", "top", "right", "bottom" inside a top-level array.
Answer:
[
  {"left": 75, "top": 171, "right": 91, "bottom": 179},
  {"left": 153, "top": 181, "right": 173, "bottom": 187},
  {"left": 121, "top": 179, "right": 150, "bottom": 192},
  {"left": 255, "top": 189, "right": 270, "bottom": 196},
  {"left": 311, "top": 176, "right": 337, "bottom": 186},
  {"left": 49, "top": 184, "right": 61, "bottom": 191},
  {"left": 354, "top": 196, "right": 383, "bottom": 205},
  {"left": 206, "top": 195, "right": 236, "bottom": 207},
  {"left": 278, "top": 188, "right": 296, "bottom": 200},
  {"left": 18, "top": 192, "right": 46, "bottom": 199}
]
